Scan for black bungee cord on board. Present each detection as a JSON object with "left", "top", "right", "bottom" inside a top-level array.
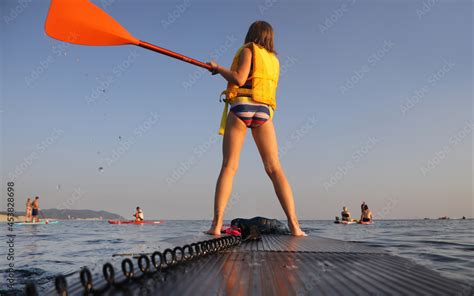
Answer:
[{"left": 24, "top": 235, "right": 241, "bottom": 295}]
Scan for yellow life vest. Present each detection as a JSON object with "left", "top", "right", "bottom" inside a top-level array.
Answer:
[{"left": 218, "top": 43, "right": 280, "bottom": 135}]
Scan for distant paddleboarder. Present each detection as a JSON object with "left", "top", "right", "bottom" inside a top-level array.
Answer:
[
  {"left": 206, "top": 21, "right": 305, "bottom": 236},
  {"left": 134, "top": 207, "right": 144, "bottom": 222},
  {"left": 361, "top": 201, "right": 366, "bottom": 214},
  {"left": 341, "top": 206, "right": 352, "bottom": 222},
  {"left": 25, "top": 198, "right": 32, "bottom": 222},
  {"left": 32, "top": 196, "right": 40, "bottom": 223},
  {"left": 360, "top": 204, "right": 373, "bottom": 223}
]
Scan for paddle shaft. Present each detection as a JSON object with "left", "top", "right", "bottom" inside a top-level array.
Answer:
[
  {"left": 39, "top": 210, "right": 48, "bottom": 222},
  {"left": 138, "top": 40, "right": 212, "bottom": 71}
]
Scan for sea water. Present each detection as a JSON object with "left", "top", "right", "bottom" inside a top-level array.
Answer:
[{"left": 0, "top": 219, "right": 472, "bottom": 295}]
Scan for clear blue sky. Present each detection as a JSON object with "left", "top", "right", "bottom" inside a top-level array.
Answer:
[{"left": 1, "top": 0, "right": 472, "bottom": 219}]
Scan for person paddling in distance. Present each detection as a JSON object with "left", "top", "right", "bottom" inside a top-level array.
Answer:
[
  {"left": 134, "top": 207, "right": 144, "bottom": 222},
  {"left": 31, "top": 196, "right": 40, "bottom": 223},
  {"left": 206, "top": 21, "right": 306, "bottom": 236},
  {"left": 25, "top": 198, "right": 32, "bottom": 223},
  {"left": 341, "top": 206, "right": 351, "bottom": 222},
  {"left": 360, "top": 204, "right": 373, "bottom": 223}
]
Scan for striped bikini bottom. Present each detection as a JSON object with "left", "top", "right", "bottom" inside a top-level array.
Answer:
[{"left": 230, "top": 100, "right": 272, "bottom": 129}]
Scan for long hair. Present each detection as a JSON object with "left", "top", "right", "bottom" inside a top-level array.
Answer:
[{"left": 244, "top": 21, "right": 276, "bottom": 54}]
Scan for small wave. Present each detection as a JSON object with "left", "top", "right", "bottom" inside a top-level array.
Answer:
[
  {"left": 108, "top": 238, "right": 125, "bottom": 244},
  {"left": 83, "top": 239, "right": 103, "bottom": 244},
  {"left": 0, "top": 287, "right": 23, "bottom": 296},
  {"left": 417, "top": 252, "right": 463, "bottom": 263},
  {"left": 416, "top": 240, "right": 474, "bottom": 249},
  {"left": 0, "top": 267, "right": 57, "bottom": 295},
  {"left": 301, "top": 227, "right": 320, "bottom": 234},
  {"left": 83, "top": 238, "right": 124, "bottom": 244},
  {"left": 1, "top": 267, "right": 44, "bottom": 277}
]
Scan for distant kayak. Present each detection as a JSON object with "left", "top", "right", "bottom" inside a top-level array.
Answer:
[
  {"left": 108, "top": 220, "right": 164, "bottom": 225},
  {"left": 15, "top": 220, "right": 59, "bottom": 225}
]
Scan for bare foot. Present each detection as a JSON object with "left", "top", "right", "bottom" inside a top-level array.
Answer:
[
  {"left": 291, "top": 228, "right": 307, "bottom": 237},
  {"left": 205, "top": 221, "right": 222, "bottom": 236},
  {"left": 289, "top": 222, "right": 307, "bottom": 237},
  {"left": 205, "top": 229, "right": 221, "bottom": 236}
]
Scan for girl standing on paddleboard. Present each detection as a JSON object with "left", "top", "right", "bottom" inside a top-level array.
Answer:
[
  {"left": 206, "top": 21, "right": 306, "bottom": 236},
  {"left": 25, "top": 198, "right": 32, "bottom": 222}
]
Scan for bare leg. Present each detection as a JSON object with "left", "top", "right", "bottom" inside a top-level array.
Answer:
[
  {"left": 206, "top": 113, "right": 247, "bottom": 235},
  {"left": 251, "top": 120, "right": 306, "bottom": 236}
]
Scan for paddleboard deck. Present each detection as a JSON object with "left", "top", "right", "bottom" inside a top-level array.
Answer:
[
  {"left": 335, "top": 220, "right": 357, "bottom": 224},
  {"left": 53, "top": 234, "right": 472, "bottom": 296}
]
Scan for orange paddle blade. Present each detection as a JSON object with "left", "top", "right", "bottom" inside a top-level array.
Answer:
[{"left": 45, "top": 0, "right": 139, "bottom": 46}]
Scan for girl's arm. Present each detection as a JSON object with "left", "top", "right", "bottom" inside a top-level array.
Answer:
[{"left": 209, "top": 47, "right": 252, "bottom": 86}]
